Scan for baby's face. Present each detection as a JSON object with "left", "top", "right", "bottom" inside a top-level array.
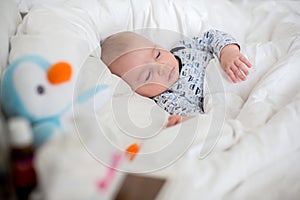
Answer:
[{"left": 109, "top": 45, "right": 179, "bottom": 97}]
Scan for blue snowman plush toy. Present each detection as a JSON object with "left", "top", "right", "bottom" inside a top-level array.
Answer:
[{"left": 1, "top": 55, "right": 111, "bottom": 147}]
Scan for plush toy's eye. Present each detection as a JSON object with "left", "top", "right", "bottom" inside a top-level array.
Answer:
[{"left": 36, "top": 85, "right": 45, "bottom": 95}]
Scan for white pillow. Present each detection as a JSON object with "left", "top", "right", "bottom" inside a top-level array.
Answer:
[{"left": 0, "top": 0, "right": 21, "bottom": 71}]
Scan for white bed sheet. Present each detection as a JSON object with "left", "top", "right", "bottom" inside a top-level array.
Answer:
[{"left": 7, "top": 0, "right": 300, "bottom": 199}]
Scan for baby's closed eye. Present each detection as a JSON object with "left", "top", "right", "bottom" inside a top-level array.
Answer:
[
  {"left": 153, "top": 47, "right": 161, "bottom": 60},
  {"left": 139, "top": 68, "right": 152, "bottom": 82},
  {"left": 145, "top": 70, "right": 152, "bottom": 81}
]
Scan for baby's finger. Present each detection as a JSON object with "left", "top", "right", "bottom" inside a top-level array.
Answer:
[
  {"left": 235, "top": 59, "right": 249, "bottom": 76},
  {"left": 236, "top": 69, "right": 246, "bottom": 81},
  {"left": 233, "top": 66, "right": 246, "bottom": 81},
  {"left": 225, "top": 68, "right": 238, "bottom": 83},
  {"left": 240, "top": 56, "right": 252, "bottom": 68}
]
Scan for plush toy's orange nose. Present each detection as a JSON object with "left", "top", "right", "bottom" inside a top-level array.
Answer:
[{"left": 47, "top": 62, "right": 72, "bottom": 85}]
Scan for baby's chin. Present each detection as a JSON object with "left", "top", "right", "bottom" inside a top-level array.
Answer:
[{"left": 171, "top": 71, "right": 180, "bottom": 85}]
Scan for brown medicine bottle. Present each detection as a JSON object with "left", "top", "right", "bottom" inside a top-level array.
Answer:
[{"left": 8, "top": 117, "right": 37, "bottom": 200}]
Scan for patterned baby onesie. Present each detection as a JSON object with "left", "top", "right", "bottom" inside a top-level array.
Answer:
[{"left": 152, "top": 29, "right": 238, "bottom": 116}]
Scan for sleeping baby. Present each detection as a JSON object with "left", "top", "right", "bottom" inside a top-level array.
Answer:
[{"left": 101, "top": 30, "right": 252, "bottom": 127}]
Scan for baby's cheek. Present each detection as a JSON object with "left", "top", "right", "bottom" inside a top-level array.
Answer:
[{"left": 136, "top": 83, "right": 168, "bottom": 97}]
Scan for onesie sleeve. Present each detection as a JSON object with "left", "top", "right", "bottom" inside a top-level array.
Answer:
[
  {"left": 153, "top": 91, "right": 204, "bottom": 116},
  {"left": 193, "top": 29, "right": 239, "bottom": 59}
]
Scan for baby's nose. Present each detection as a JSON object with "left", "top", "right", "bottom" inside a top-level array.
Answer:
[{"left": 158, "top": 64, "right": 167, "bottom": 76}]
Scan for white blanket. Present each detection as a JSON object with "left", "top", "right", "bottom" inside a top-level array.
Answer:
[{"left": 8, "top": 0, "right": 300, "bottom": 199}]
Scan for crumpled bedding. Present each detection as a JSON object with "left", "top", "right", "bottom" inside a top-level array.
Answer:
[{"left": 8, "top": 0, "right": 300, "bottom": 199}]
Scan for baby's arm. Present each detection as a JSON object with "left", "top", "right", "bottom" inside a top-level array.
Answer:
[{"left": 194, "top": 29, "right": 252, "bottom": 83}]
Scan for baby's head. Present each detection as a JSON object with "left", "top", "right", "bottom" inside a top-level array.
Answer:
[{"left": 101, "top": 31, "right": 179, "bottom": 97}]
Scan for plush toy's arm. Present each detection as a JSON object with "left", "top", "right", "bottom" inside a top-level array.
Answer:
[{"left": 32, "top": 121, "right": 60, "bottom": 147}]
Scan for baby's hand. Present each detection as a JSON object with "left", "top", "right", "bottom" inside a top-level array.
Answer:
[
  {"left": 166, "top": 115, "right": 182, "bottom": 128},
  {"left": 166, "top": 115, "right": 193, "bottom": 128},
  {"left": 220, "top": 44, "right": 252, "bottom": 83}
]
